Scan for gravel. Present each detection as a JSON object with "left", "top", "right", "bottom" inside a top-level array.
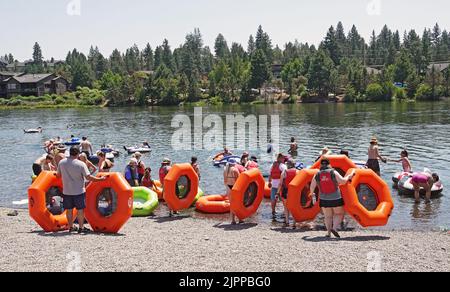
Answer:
[{"left": 0, "top": 208, "right": 448, "bottom": 272}]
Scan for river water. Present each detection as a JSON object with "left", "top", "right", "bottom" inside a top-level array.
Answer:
[{"left": 0, "top": 101, "right": 449, "bottom": 230}]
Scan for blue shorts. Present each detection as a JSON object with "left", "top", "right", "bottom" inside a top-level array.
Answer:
[
  {"left": 270, "top": 188, "right": 279, "bottom": 201},
  {"left": 63, "top": 194, "right": 86, "bottom": 210}
]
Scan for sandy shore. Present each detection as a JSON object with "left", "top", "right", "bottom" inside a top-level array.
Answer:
[{"left": 0, "top": 208, "right": 448, "bottom": 272}]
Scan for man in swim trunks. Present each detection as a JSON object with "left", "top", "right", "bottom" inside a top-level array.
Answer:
[
  {"left": 80, "top": 137, "right": 93, "bottom": 157},
  {"left": 367, "top": 137, "right": 387, "bottom": 176}
]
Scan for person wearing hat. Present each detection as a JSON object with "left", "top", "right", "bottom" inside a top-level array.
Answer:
[
  {"left": 268, "top": 153, "right": 288, "bottom": 220},
  {"left": 224, "top": 158, "right": 242, "bottom": 225},
  {"left": 309, "top": 157, "right": 356, "bottom": 238},
  {"left": 159, "top": 158, "right": 172, "bottom": 184},
  {"left": 316, "top": 147, "right": 333, "bottom": 162},
  {"left": 54, "top": 145, "right": 67, "bottom": 166},
  {"left": 367, "top": 137, "right": 387, "bottom": 176},
  {"left": 57, "top": 146, "right": 107, "bottom": 234},
  {"left": 124, "top": 158, "right": 139, "bottom": 187},
  {"left": 133, "top": 152, "right": 146, "bottom": 184},
  {"left": 277, "top": 158, "right": 297, "bottom": 228},
  {"left": 411, "top": 169, "right": 440, "bottom": 204}
]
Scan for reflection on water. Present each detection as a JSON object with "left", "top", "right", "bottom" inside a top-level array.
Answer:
[{"left": 1, "top": 101, "right": 449, "bottom": 230}]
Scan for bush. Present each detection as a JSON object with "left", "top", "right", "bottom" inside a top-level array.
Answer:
[
  {"left": 7, "top": 98, "right": 23, "bottom": 106},
  {"left": 415, "top": 84, "right": 433, "bottom": 100},
  {"left": 208, "top": 96, "right": 224, "bottom": 106},
  {"left": 394, "top": 87, "right": 407, "bottom": 100},
  {"left": 344, "top": 85, "right": 358, "bottom": 102},
  {"left": 366, "top": 83, "right": 384, "bottom": 101},
  {"left": 366, "top": 82, "right": 394, "bottom": 101},
  {"left": 54, "top": 96, "right": 65, "bottom": 105}
]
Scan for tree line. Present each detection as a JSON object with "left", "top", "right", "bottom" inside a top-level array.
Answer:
[{"left": 4, "top": 23, "right": 450, "bottom": 106}]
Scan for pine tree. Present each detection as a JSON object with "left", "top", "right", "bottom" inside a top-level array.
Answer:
[
  {"left": 214, "top": 34, "right": 230, "bottom": 60},
  {"left": 142, "top": 43, "right": 154, "bottom": 71},
  {"left": 247, "top": 35, "right": 256, "bottom": 56},
  {"left": 249, "top": 49, "right": 271, "bottom": 94},
  {"left": 322, "top": 26, "right": 340, "bottom": 65}
]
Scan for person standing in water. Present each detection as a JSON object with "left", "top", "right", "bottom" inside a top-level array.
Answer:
[
  {"left": 288, "top": 137, "right": 298, "bottom": 158},
  {"left": 80, "top": 137, "right": 93, "bottom": 157},
  {"left": 309, "top": 158, "right": 356, "bottom": 238},
  {"left": 367, "top": 137, "right": 387, "bottom": 176},
  {"left": 389, "top": 150, "right": 412, "bottom": 173},
  {"left": 224, "top": 159, "right": 242, "bottom": 225}
]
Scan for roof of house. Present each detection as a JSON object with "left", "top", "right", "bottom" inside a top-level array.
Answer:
[
  {"left": 0, "top": 71, "right": 20, "bottom": 77},
  {"left": 365, "top": 66, "right": 382, "bottom": 75},
  {"left": 12, "top": 74, "right": 55, "bottom": 83},
  {"left": 428, "top": 62, "right": 450, "bottom": 72}
]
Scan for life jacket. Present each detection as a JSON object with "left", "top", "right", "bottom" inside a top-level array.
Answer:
[
  {"left": 283, "top": 168, "right": 297, "bottom": 188},
  {"left": 246, "top": 161, "right": 259, "bottom": 170},
  {"left": 159, "top": 166, "right": 171, "bottom": 183},
  {"left": 142, "top": 177, "right": 154, "bottom": 188},
  {"left": 236, "top": 164, "right": 246, "bottom": 173},
  {"left": 137, "top": 161, "right": 145, "bottom": 175},
  {"left": 125, "top": 166, "right": 137, "bottom": 181},
  {"left": 316, "top": 169, "right": 339, "bottom": 195},
  {"left": 270, "top": 162, "right": 283, "bottom": 179}
]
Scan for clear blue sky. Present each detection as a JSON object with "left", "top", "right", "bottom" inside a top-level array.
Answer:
[{"left": 1, "top": 0, "right": 449, "bottom": 61}]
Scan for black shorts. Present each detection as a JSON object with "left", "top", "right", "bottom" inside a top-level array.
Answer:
[
  {"left": 320, "top": 198, "right": 345, "bottom": 208},
  {"left": 367, "top": 159, "right": 380, "bottom": 173},
  {"left": 82, "top": 151, "right": 91, "bottom": 157},
  {"left": 281, "top": 187, "right": 288, "bottom": 200},
  {"left": 32, "top": 163, "right": 42, "bottom": 176},
  {"left": 63, "top": 194, "right": 86, "bottom": 210}
]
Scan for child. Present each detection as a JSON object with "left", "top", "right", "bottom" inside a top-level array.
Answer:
[
  {"left": 142, "top": 167, "right": 154, "bottom": 188},
  {"left": 390, "top": 150, "right": 412, "bottom": 173}
]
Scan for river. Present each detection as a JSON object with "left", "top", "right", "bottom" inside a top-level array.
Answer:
[{"left": 0, "top": 101, "right": 449, "bottom": 230}]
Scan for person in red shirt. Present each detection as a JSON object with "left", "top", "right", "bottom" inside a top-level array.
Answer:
[{"left": 277, "top": 159, "right": 297, "bottom": 228}]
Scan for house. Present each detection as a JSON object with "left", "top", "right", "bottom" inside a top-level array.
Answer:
[
  {"left": 272, "top": 64, "right": 283, "bottom": 79},
  {"left": 0, "top": 73, "right": 70, "bottom": 98},
  {"left": 428, "top": 62, "right": 450, "bottom": 74},
  {"left": 365, "top": 66, "right": 382, "bottom": 75}
]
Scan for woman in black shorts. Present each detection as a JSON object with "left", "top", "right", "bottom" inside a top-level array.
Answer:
[{"left": 309, "top": 158, "right": 355, "bottom": 238}]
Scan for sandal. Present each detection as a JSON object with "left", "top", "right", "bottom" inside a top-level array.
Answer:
[
  {"left": 69, "top": 226, "right": 79, "bottom": 233},
  {"left": 331, "top": 230, "right": 341, "bottom": 238},
  {"left": 78, "top": 227, "right": 91, "bottom": 234}
]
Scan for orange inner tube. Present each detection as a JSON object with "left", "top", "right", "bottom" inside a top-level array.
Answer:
[
  {"left": 341, "top": 168, "right": 394, "bottom": 227},
  {"left": 230, "top": 169, "right": 265, "bottom": 221},
  {"left": 163, "top": 164, "right": 199, "bottom": 211},
  {"left": 287, "top": 169, "right": 321, "bottom": 223},
  {"left": 311, "top": 155, "right": 357, "bottom": 176},
  {"left": 85, "top": 173, "right": 133, "bottom": 234},
  {"left": 196, "top": 195, "right": 230, "bottom": 214},
  {"left": 28, "top": 171, "right": 76, "bottom": 232}
]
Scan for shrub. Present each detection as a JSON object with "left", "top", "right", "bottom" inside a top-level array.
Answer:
[
  {"left": 394, "top": 87, "right": 407, "bottom": 100},
  {"left": 415, "top": 84, "right": 433, "bottom": 100},
  {"left": 344, "top": 85, "right": 358, "bottom": 102},
  {"left": 366, "top": 83, "right": 384, "bottom": 101}
]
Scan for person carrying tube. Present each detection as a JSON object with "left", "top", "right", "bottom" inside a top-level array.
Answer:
[{"left": 309, "top": 157, "right": 356, "bottom": 239}]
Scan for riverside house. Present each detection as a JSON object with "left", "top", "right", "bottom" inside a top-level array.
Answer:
[{"left": 0, "top": 73, "right": 70, "bottom": 98}]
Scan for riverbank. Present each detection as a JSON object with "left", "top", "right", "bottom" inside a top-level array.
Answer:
[{"left": 0, "top": 208, "right": 448, "bottom": 272}]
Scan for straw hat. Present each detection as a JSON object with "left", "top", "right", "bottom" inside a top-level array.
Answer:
[
  {"left": 370, "top": 137, "right": 379, "bottom": 144},
  {"left": 162, "top": 158, "right": 171, "bottom": 164},
  {"left": 320, "top": 147, "right": 332, "bottom": 155}
]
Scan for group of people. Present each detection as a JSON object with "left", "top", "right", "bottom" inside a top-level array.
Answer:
[{"left": 33, "top": 136, "right": 115, "bottom": 177}]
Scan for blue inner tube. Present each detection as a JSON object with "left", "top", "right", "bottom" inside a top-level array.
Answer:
[{"left": 213, "top": 155, "right": 241, "bottom": 167}]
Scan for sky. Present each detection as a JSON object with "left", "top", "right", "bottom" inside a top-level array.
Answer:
[{"left": 0, "top": 0, "right": 449, "bottom": 61}]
